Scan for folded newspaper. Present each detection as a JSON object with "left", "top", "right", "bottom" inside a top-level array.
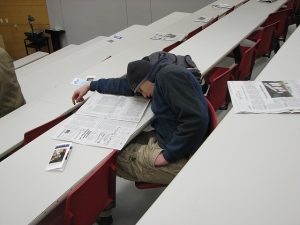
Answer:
[{"left": 228, "top": 80, "right": 300, "bottom": 113}]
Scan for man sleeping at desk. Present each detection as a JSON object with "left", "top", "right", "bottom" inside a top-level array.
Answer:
[{"left": 72, "top": 55, "right": 209, "bottom": 225}]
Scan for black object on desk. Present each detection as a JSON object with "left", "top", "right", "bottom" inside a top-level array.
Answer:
[
  {"left": 24, "top": 31, "right": 50, "bottom": 55},
  {"left": 45, "top": 29, "right": 65, "bottom": 52}
]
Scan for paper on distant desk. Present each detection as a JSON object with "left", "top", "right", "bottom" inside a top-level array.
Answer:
[
  {"left": 211, "top": 3, "right": 232, "bottom": 9},
  {"left": 228, "top": 80, "right": 300, "bottom": 113},
  {"left": 77, "top": 92, "right": 150, "bottom": 123},
  {"left": 53, "top": 93, "right": 150, "bottom": 150},
  {"left": 150, "top": 32, "right": 184, "bottom": 41},
  {"left": 194, "top": 16, "right": 212, "bottom": 23}
]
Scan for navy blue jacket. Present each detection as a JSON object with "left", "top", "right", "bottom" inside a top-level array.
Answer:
[{"left": 90, "top": 59, "right": 209, "bottom": 162}]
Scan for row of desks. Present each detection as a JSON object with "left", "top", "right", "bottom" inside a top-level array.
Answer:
[
  {"left": 0, "top": 0, "right": 245, "bottom": 159},
  {"left": 0, "top": 0, "right": 289, "bottom": 224},
  {"left": 137, "top": 23, "right": 300, "bottom": 225}
]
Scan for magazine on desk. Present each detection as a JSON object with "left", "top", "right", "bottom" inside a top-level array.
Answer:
[
  {"left": 45, "top": 143, "right": 72, "bottom": 171},
  {"left": 228, "top": 80, "right": 300, "bottom": 113},
  {"left": 52, "top": 93, "right": 150, "bottom": 150}
]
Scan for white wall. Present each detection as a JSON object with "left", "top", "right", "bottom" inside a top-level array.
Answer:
[{"left": 46, "top": 0, "right": 215, "bottom": 46}]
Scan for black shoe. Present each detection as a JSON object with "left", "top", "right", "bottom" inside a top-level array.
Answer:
[{"left": 96, "top": 215, "right": 113, "bottom": 225}]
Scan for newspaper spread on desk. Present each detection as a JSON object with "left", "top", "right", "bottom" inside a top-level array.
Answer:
[
  {"left": 228, "top": 80, "right": 300, "bottom": 113},
  {"left": 52, "top": 92, "right": 150, "bottom": 150}
]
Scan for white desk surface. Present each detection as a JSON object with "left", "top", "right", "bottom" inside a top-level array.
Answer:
[
  {"left": 13, "top": 51, "right": 49, "bottom": 69},
  {"left": 0, "top": 122, "right": 113, "bottom": 225},
  {"left": 16, "top": 44, "right": 80, "bottom": 76},
  {"left": 147, "top": 11, "right": 190, "bottom": 30},
  {"left": 0, "top": 99, "right": 70, "bottom": 158},
  {"left": 171, "top": 0, "right": 287, "bottom": 76},
  {"left": 158, "top": 0, "right": 247, "bottom": 36},
  {"left": 79, "top": 35, "right": 107, "bottom": 47},
  {"left": 136, "top": 24, "right": 300, "bottom": 225}
]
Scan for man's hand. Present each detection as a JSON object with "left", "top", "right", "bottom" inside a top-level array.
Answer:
[
  {"left": 154, "top": 152, "right": 169, "bottom": 167},
  {"left": 72, "top": 82, "right": 91, "bottom": 105}
]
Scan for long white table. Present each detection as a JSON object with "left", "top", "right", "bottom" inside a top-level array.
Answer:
[
  {"left": 0, "top": 99, "right": 77, "bottom": 159},
  {"left": 13, "top": 51, "right": 49, "bottom": 69},
  {"left": 0, "top": 126, "right": 114, "bottom": 225},
  {"left": 16, "top": 44, "right": 80, "bottom": 77},
  {"left": 79, "top": 0, "right": 246, "bottom": 80},
  {"left": 171, "top": 0, "right": 287, "bottom": 75},
  {"left": 136, "top": 23, "right": 300, "bottom": 225}
]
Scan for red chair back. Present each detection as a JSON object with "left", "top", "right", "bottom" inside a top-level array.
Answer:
[
  {"left": 24, "top": 110, "right": 74, "bottom": 144},
  {"left": 225, "top": 6, "right": 235, "bottom": 15},
  {"left": 264, "top": 8, "right": 293, "bottom": 41},
  {"left": 163, "top": 41, "right": 182, "bottom": 52},
  {"left": 205, "top": 97, "right": 218, "bottom": 134},
  {"left": 183, "top": 26, "right": 203, "bottom": 41},
  {"left": 248, "top": 21, "right": 278, "bottom": 58},
  {"left": 206, "top": 64, "right": 239, "bottom": 110},
  {"left": 202, "top": 16, "right": 219, "bottom": 29},
  {"left": 239, "top": 39, "right": 261, "bottom": 80},
  {"left": 64, "top": 151, "right": 117, "bottom": 225}
]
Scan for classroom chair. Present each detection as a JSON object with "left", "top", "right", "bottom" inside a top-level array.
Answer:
[
  {"left": 64, "top": 151, "right": 117, "bottom": 225},
  {"left": 263, "top": 8, "right": 293, "bottom": 48},
  {"left": 238, "top": 39, "right": 261, "bottom": 80},
  {"left": 135, "top": 97, "right": 218, "bottom": 189},
  {"left": 285, "top": 0, "right": 300, "bottom": 26},
  {"left": 245, "top": 21, "right": 279, "bottom": 58},
  {"left": 37, "top": 151, "right": 117, "bottom": 225},
  {"left": 205, "top": 64, "right": 239, "bottom": 111}
]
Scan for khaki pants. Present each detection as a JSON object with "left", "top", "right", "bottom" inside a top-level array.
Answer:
[{"left": 116, "top": 131, "right": 188, "bottom": 184}]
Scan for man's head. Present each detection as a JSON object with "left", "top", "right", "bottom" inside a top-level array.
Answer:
[{"left": 127, "top": 60, "right": 154, "bottom": 97}]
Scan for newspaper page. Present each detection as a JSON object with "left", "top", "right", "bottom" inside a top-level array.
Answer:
[
  {"left": 228, "top": 80, "right": 300, "bottom": 113},
  {"left": 52, "top": 114, "right": 137, "bottom": 150},
  {"left": 52, "top": 93, "right": 150, "bottom": 150},
  {"left": 150, "top": 32, "right": 184, "bottom": 41},
  {"left": 76, "top": 92, "right": 150, "bottom": 122}
]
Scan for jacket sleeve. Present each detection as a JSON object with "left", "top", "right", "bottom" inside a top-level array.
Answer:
[
  {"left": 90, "top": 77, "right": 134, "bottom": 96},
  {"left": 156, "top": 67, "right": 209, "bottom": 162}
]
